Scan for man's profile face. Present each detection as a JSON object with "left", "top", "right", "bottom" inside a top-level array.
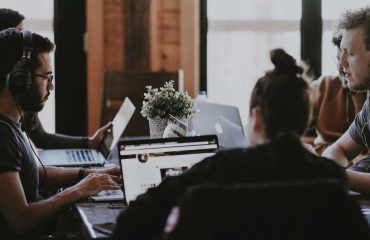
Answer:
[
  {"left": 18, "top": 52, "right": 54, "bottom": 112},
  {"left": 339, "top": 26, "right": 370, "bottom": 91}
]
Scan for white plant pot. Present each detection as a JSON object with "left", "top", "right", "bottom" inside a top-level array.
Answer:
[{"left": 148, "top": 116, "right": 168, "bottom": 138}]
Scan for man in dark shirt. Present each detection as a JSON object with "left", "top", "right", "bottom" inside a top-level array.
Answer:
[
  {"left": 113, "top": 49, "right": 347, "bottom": 240},
  {"left": 0, "top": 29, "right": 121, "bottom": 239},
  {"left": 307, "top": 30, "right": 367, "bottom": 155},
  {"left": 0, "top": 8, "right": 112, "bottom": 150},
  {"left": 322, "top": 7, "right": 370, "bottom": 194}
]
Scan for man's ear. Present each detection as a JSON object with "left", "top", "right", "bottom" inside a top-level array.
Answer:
[{"left": 251, "top": 108, "right": 264, "bottom": 133}]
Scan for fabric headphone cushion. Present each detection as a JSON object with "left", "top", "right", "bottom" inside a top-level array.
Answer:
[
  {"left": 8, "top": 58, "right": 32, "bottom": 94},
  {"left": 7, "top": 30, "right": 33, "bottom": 94}
]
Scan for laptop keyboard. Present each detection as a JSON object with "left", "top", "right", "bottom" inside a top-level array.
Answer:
[
  {"left": 66, "top": 149, "right": 96, "bottom": 162},
  {"left": 90, "top": 190, "right": 125, "bottom": 202},
  {"left": 97, "top": 190, "right": 122, "bottom": 196}
]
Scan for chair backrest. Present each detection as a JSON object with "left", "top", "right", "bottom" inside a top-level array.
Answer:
[
  {"left": 101, "top": 70, "right": 184, "bottom": 136},
  {"left": 163, "top": 179, "right": 370, "bottom": 240}
]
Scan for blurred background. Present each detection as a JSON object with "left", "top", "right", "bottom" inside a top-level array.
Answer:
[{"left": 2, "top": 0, "right": 369, "bottom": 135}]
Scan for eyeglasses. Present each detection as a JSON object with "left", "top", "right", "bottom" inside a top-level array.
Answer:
[{"left": 33, "top": 73, "right": 54, "bottom": 84}]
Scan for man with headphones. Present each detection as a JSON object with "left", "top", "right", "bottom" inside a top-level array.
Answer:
[
  {"left": 0, "top": 29, "right": 121, "bottom": 239},
  {"left": 0, "top": 8, "right": 112, "bottom": 152}
]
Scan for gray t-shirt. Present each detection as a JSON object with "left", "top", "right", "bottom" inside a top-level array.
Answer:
[
  {"left": 0, "top": 114, "right": 40, "bottom": 238},
  {"left": 349, "top": 97, "right": 370, "bottom": 148}
]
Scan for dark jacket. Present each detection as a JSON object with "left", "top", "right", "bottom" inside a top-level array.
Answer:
[{"left": 113, "top": 135, "right": 347, "bottom": 240}]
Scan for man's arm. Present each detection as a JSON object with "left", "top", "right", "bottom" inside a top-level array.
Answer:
[
  {"left": 38, "top": 166, "right": 121, "bottom": 191},
  {"left": 0, "top": 171, "right": 120, "bottom": 236},
  {"left": 321, "top": 131, "right": 370, "bottom": 194},
  {"left": 346, "top": 170, "right": 370, "bottom": 194},
  {"left": 322, "top": 131, "right": 363, "bottom": 167},
  {"left": 25, "top": 113, "right": 87, "bottom": 149},
  {"left": 27, "top": 113, "right": 112, "bottom": 149}
]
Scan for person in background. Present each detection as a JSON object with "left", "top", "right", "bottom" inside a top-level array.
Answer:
[
  {"left": 113, "top": 49, "right": 347, "bottom": 240},
  {"left": 0, "top": 28, "right": 121, "bottom": 239},
  {"left": 322, "top": 7, "right": 370, "bottom": 194},
  {"left": 305, "top": 30, "right": 367, "bottom": 155},
  {"left": 0, "top": 8, "right": 24, "bottom": 31},
  {"left": 0, "top": 8, "right": 111, "bottom": 150}
]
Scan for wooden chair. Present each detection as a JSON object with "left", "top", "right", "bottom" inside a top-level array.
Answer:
[{"left": 101, "top": 70, "right": 184, "bottom": 136}]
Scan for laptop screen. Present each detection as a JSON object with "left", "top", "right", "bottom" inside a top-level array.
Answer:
[
  {"left": 100, "top": 97, "right": 136, "bottom": 158},
  {"left": 118, "top": 135, "right": 218, "bottom": 204}
]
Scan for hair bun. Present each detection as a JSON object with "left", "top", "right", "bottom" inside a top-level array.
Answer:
[{"left": 270, "top": 48, "right": 303, "bottom": 75}]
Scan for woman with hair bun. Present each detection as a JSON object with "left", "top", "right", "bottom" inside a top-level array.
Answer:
[{"left": 113, "top": 49, "right": 348, "bottom": 240}]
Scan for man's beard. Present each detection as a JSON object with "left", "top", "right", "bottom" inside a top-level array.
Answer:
[
  {"left": 16, "top": 85, "right": 46, "bottom": 112},
  {"left": 347, "top": 68, "right": 370, "bottom": 93},
  {"left": 348, "top": 80, "right": 368, "bottom": 92}
]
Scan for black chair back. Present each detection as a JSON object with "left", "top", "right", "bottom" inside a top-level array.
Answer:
[{"left": 163, "top": 179, "right": 370, "bottom": 240}]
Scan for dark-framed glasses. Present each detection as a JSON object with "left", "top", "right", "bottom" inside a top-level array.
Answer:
[{"left": 33, "top": 73, "right": 54, "bottom": 84}]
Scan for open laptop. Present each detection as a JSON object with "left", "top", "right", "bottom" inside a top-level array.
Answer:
[
  {"left": 195, "top": 101, "right": 247, "bottom": 149},
  {"left": 91, "top": 135, "right": 218, "bottom": 203},
  {"left": 39, "top": 97, "right": 136, "bottom": 167}
]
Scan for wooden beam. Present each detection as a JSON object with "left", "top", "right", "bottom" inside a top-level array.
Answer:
[
  {"left": 124, "top": 0, "right": 151, "bottom": 70},
  {"left": 150, "top": 0, "right": 161, "bottom": 71},
  {"left": 179, "top": 0, "right": 200, "bottom": 97},
  {"left": 87, "top": 0, "right": 104, "bottom": 134}
]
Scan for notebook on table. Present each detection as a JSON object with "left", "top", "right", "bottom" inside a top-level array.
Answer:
[
  {"left": 195, "top": 101, "right": 247, "bottom": 149},
  {"left": 90, "top": 135, "right": 219, "bottom": 203},
  {"left": 38, "top": 97, "right": 136, "bottom": 167}
]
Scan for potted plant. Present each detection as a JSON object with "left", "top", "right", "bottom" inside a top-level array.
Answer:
[{"left": 141, "top": 80, "right": 195, "bottom": 138}]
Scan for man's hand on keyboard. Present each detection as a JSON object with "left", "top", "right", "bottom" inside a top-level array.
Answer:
[
  {"left": 73, "top": 173, "right": 121, "bottom": 197},
  {"left": 85, "top": 166, "right": 122, "bottom": 184}
]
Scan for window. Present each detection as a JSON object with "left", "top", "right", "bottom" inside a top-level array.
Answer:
[
  {"left": 207, "top": 0, "right": 370, "bottom": 127},
  {"left": 2, "top": 0, "right": 55, "bottom": 133},
  {"left": 207, "top": 0, "right": 301, "bottom": 126}
]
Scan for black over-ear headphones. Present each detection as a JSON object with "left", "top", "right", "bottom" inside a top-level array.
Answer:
[{"left": 7, "top": 30, "right": 33, "bottom": 94}]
